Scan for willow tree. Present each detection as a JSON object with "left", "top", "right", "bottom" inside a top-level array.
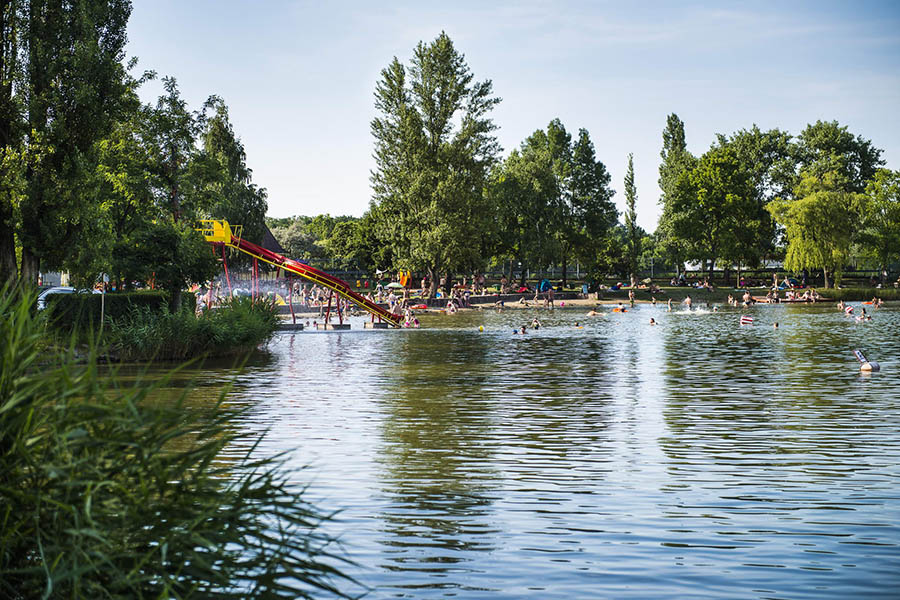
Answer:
[
  {"left": 370, "top": 32, "right": 500, "bottom": 294},
  {"left": 767, "top": 171, "right": 863, "bottom": 288}
]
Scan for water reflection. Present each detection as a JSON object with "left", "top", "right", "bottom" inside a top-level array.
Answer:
[
  {"left": 374, "top": 331, "right": 500, "bottom": 589},
  {"left": 133, "top": 305, "right": 900, "bottom": 599}
]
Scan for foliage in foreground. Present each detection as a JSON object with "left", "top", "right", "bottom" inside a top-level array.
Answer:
[
  {"left": 105, "top": 297, "right": 280, "bottom": 361},
  {"left": 0, "top": 289, "right": 354, "bottom": 599}
]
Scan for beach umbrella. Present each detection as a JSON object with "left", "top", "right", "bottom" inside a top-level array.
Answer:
[{"left": 386, "top": 282, "right": 404, "bottom": 289}]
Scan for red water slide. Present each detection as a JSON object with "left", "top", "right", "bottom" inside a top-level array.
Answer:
[{"left": 200, "top": 220, "right": 402, "bottom": 327}]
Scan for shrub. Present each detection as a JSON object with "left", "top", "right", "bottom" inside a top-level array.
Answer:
[
  {"left": 0, "top": 288, "right": 353, "bottom": 599},
  {"left": 823, "top": 287, "right": 900, "bottom": 302},
  {"left": 44, "top": 291, "right": 195, "bottom": 332},
  {"left": 105, "top": 297, "right": 279, "bottom": 361}
]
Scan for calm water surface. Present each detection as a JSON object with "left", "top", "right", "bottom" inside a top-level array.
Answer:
[{"left": 160, "top": 303, "right": 899, "bottom": 598}]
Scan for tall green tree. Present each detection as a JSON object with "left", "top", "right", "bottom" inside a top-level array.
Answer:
[
  {"left": 859, "top": 168, "right": 900, "bottom": 283},
  {"left": 370, "top": 32, "right": 500, "bottom": 294},
  {"left": 767, "top": 171, "right": 863, "bottom": 288},
  {"left": 656, "top": 113, "right": 695, "bottom": 274},
  {"left": 669, "top": 143, "right": 756, "bottom": 277},
  {"left": 1, "top": 0, "right": 132, "bottom": 286},
  {"left": 198, "top": 99, "right": 268, "bottom": 243},
  {"left": 560, "top": 126, "right": 616, "bottom": 285},
  {"left": 795, "top": 120, "right": 884, "bottom": 194},
  {"left": 488, "top": 140, "right": 559, "bottom": 284},
  {"left": 623, "top": 153, "right": 639, "bottom": 277},
  {"left": 0, "top": 0, "right": 21, "bottom": 284}
]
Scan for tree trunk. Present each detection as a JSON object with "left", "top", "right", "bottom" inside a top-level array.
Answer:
[
  {"left": 169, "top": 288, "right": 182, "bottom": 313},
  {"left": 428, "top": 266, "right": 438, "bottom": 297},
  {"left": 823, "top": 267, "right": 830, "bottom": 289},
  {"left": 0, "top": 223, "right": 16, "bottom": 286},
  {"left": 561, "top": 254, "right": 567, "bottom": 289},
  {"left": 20, "top": 247, "right": 39, "bottom": 289}
]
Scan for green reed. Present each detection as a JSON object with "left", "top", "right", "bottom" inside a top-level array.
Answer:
[{"left": 0, "top": 288, "right": 355, "bottom": 599}]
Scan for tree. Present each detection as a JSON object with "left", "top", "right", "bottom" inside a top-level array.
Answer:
[
  {"left": 624, "top": 153, "right": 639, "bottom": 277},
  {"left": 563, "top": 127, "right": 616, "bottom": 285},
  {"left": 656, "top": 113, "right": 695, "bottom": 274},
  {"left": 488, "top": 142, "right": 559, "bottom": 284},
  {"left": 198, "top": 99, "right": 268, "bottom": 244},
  {"left": 767, "top": 171, "right": 863, "bottom": 288},
  {"left": 2, "top": 0, "right": 132, "bottom": 287},
  {"left": 795, "top": 120, "right": 884, "bottom": 194},
  {"left": 370, "top": 32, "right": 500, "bottom": 295},
  {"left": 859, "top": 169, "right": 900, "bottom": 283},
  {"left": 668, "top": 143, "right": 756, "bottom": 277}
]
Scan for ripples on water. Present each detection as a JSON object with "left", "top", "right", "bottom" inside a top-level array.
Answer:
[{"left": 167, "top": 304, "right": 899, "bottom": 598}]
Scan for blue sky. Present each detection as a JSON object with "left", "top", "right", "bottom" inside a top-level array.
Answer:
[{"left": 126, "top": 0, "right": 900, "bottom": 231}]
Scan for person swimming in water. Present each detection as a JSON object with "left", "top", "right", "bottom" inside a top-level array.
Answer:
[
  {"left": 683, "top": 295, "right": 692, "bottom": 310},
  {"left": 531, "top": 317, "right": 542, "bottom": 329},
  {"left": 667, "top": 298, "right": 672, "bottom": 312},
  {"left": 649, "top": 317, "right": 656, "bottom": 325},
  {"left": 520, "top": 325, "right": 527, "bottom": 334}
]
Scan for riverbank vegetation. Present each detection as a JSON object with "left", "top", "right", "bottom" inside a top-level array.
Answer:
[
  {"left": 0, "top": 289, "right": 352, "bottom": 598},
  {"left": 42, "top": 292, "right": 279, "bottom": 361},
  {"left": 104, "top": 297, "right": 279, "bottom": 361}
]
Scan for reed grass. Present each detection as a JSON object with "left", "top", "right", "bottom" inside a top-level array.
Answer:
[
  {"left": 0, "top": 288, "right": 355, "bottom": 599},
  {"left": 105, "top": 297, "right": 280, "bottom": 361}
]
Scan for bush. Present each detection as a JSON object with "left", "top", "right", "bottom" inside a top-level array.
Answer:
[
  {"left": 106, "top": 297, "right": 279, "bottom": 361},
  {"left": 0, "top": 288, "right": 353, "bottom": 599},
  {"left": 822, "top": 287, "right": 900, "bottom": 302},
  {"left": 45, "top": 291, "right": 196, "bottom": 332}
]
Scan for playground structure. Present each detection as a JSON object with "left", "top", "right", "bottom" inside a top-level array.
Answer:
[{"left": 197, "top": 220, "right": 402, "bottom": 328}]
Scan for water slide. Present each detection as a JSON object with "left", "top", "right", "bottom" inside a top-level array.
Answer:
[{"left": 198, "top": 220, "right": 402, "bottom": 327}]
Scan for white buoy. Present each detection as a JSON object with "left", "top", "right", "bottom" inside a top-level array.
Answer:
[{"left": 861, "top": 361, "right": 880, "bottom": 372}]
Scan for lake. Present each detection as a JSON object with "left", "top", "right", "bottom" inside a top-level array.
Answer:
[{"left": 157, "top": 303, "right": 900, "bottom": 598}]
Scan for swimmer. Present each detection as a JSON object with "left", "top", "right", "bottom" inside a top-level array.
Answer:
[
  {"left": 520, "top": 325, "right": 527, "bottom": 334},
  {"left": 531, "top": 317, "right": 542, "bottom": 329},
  {"left": 683, "top": 295, "right": 692, "bottom": 310},
  {"left": 651, "top": 296, "right": 657, "bottom": 306},
  {"left": 574, "top": 321, "right": 581, "bottom": 328},
  {"left": 586, "top": 309, "right": 600, "bottom": 316},
  {"left": 667, "top": 298, "right": 672, "bottom": 312},
  {"left": 773, "top": 322, "right": 779, "bottom": 328},
  {"left": 649, "top": 318, "right": 656, "bottom": 325}
]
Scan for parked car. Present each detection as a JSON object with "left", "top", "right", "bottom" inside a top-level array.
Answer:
[{"left": 36, "top": 286, "right": 101, "bottom": 310}]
